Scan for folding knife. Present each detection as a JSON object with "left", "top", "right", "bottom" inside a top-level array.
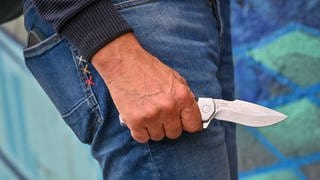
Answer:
[
  {"left": 197, "top": 97, "right": 287, "bottom": 128},
  {"left": 119, "top": 97, "right": 287, "bottom": 128}
]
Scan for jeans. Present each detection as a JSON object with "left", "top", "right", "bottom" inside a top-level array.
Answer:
[{"left": 23, "top": 0, "right": 237, "bottom": 179}]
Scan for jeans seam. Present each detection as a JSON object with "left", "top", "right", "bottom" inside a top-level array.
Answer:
[
  {"left": 61, "top": 95, "right": 94, "bottom": 118},
  {"left": 114, "top": 0, "right": 156, "bottom": 10},
  {"left": 87, "top": 91, "right": 103, "bottom": 123},
  {"left": 87, "top": 105, "right": 103, "bottom": 141},
  {"left": 222, "top": 128, "right": 232, "bottom": 180},
  {"left": 145, "top": 143, "right": 160, "bottom": 179},
  {"left": 210, "top": 0, "right": 224, "bottom": 45}
]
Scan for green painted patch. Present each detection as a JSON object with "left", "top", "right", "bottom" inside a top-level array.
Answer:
[
  {"left": 250, "top": 31, "right": 320, "bottom": 62},
  {"left": 258, "top": 99, "right": 320, "bottom": 157},
  {"left": 249, "top": 31, "right": 320, "bottom": 86},
  {"left": 241, "top": 170, "right": 299, "bottom": 180},
  {"left": 265, "top": 53, "right": 319, "bottom": 86}
]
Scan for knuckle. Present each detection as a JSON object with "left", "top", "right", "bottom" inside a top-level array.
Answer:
[
  {"left": 160, "top": 99, "right": 176, "bottom": 112},
  {"left": 130, "top": 113, "right": 145, "bottom": 126},
  {"left": 173, "top": 71, "right": 186, "bottom": 84},
  {"left": 176, "top": 85, "right": 192, "bottom": 102},
  {"left": 130, "top": 110, "right": 156, "bottom": 126},
  {"left": 179, "top": 77, "right": 188, "bottom": 85},
  {"left": 141, "top": 108, "right": 158, "bottom": 121}
]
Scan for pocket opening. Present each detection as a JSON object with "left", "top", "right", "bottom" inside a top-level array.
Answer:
[{"left": 24, "top": 33, "right": 61, "bottom": 58}]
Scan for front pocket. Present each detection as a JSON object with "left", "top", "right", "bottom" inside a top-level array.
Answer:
[
  {"left": 24, "top": 34, "right": 88, "bottom": 116},
  {"left": 23, "top": 31, "right": 100, "bottom": 143}
]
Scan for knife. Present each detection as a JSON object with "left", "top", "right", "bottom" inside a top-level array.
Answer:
[
  {"left": 197, "top": 97, "right": 287, "bottom": 128},
  {"left": 119, "top": 97, "right": 287, "bottom": 128}
]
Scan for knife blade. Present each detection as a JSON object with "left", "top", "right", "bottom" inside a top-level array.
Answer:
[{"left": 197, "top": 97, "right": 287, "bottom": 128}]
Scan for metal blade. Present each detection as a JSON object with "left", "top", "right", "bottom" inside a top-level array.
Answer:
[{"left": 212, "top": 99, "right": 287, "bottom": 127}]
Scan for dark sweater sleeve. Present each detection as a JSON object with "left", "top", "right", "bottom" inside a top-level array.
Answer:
[{"left": 31, "top": 0, "right": 133, "bottom": 60}]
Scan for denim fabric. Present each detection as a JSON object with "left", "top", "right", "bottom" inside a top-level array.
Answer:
[{"left": 23, "top": 0, "right": 237, "bottom": 179}]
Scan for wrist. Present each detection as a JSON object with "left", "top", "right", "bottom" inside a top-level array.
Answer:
[
  {"left": 91, "top": 32, "right": 146, "bottom": 82},
  {"left": 91, "top": 32, "right": 142, "bottom": 63}
]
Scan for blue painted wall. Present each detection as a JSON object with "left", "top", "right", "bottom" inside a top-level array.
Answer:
[
  {"left": 232, "top": 1, "right": 320, "bottom": 179},
  {"left": 0, "top": 29, "right": 101, "bottom": 180}
]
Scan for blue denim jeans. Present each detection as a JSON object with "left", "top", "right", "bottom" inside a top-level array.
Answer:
[{"left": 23, "top": 0, "right": 237, "bottom": 179}]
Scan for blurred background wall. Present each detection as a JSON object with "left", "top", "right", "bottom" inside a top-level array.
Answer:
[
  {"left": 232, "top": 0, "right": 320, "bottom": 179},
  {"left": 0, "top": 18, "right": 101, "bottom": 179},
  {"left": 0, "top": 0, "right": 319, "bottom": 179}
]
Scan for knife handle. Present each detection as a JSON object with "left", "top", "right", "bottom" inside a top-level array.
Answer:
[
  {"left": 119, "top": 97, "right": 216, "bottom": 128},
  {"left": 197, "top": 97, "right": 216, "bottom": 122}
]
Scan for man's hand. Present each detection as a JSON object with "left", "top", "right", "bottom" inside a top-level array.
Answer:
[{"left": 91, "top": 33, "right": 202, "bottom": 143}]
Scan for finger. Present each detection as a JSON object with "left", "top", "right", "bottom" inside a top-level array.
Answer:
[
  {"left": 147, "top": 123, "right": 165, "bottom": 141},
  {"left": 181, "top": 99, "right": 202, "bottom": 133},
  {"left": 173, "top": 83, "right": 202, "bottom": 133},
  {"left": 130, "top": 128, "right": 150, "bottom": 143},
  {"left": 163, "top": 118, "right": 183, "bottom": 139},
  {"left": 154, "top": 96, "right": 182, "bottom": 139}
]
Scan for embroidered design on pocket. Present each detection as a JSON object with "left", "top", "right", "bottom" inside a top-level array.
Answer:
[
  {"left": 85, "top": 76, "right": 95, "bottom": 86},
  {"left": 77, "top": 56, "right": 87, "bottom": 65},
  {"left": 77, "top": 56, "right": 95, "bottom": 86},
  {"left": 81, "top": 64, "right": 91, "bottom": 74}
]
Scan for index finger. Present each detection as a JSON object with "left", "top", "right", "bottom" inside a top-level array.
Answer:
[{"left": 180, "top": 98, "right": 202, "bottom": 133}]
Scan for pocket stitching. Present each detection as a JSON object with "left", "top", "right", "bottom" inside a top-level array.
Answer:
[{"left": 61, "top": 95, "right": 94, "bottom": 118}]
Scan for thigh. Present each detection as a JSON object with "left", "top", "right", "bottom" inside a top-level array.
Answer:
[{"left": 109, "top": 0, "right": 232, "bottom": 179}]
